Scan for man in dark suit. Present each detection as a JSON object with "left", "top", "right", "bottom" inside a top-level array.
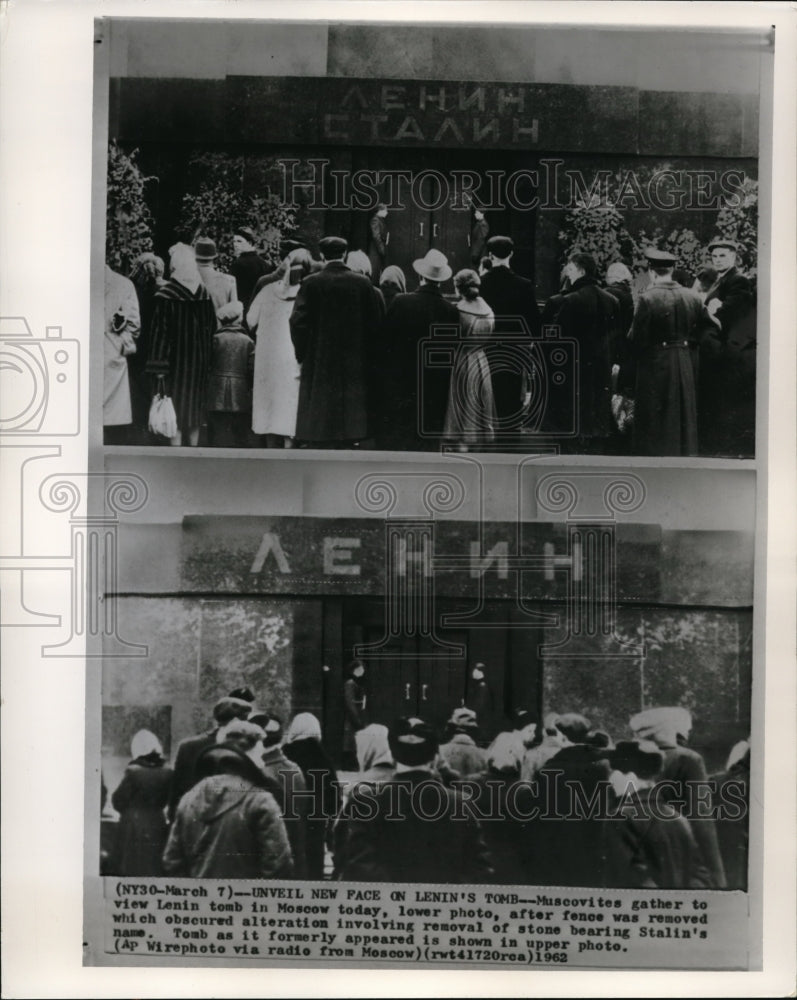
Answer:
[
  {"left": 469, "top": 208, "right": 490, "bottom": 269},
  {"left": 229, "top": 226, "right": 270, "bottom": 316},
  {"left": 290, "top": 236, "right": 385, "bottom": 446},
  {"left": 168, "top": 690, "right": 254, "bottom": 821},
  {"left": 478, "top": 235, "right": 541, "bottom": 431},
  {"left": 367, "top": 204, "right": 389, "bottom": 283},
  {"left": 380, "top": 248, "right": 460, "bottom": 450},
  {"left": 699, "top": 237, "right": 756, "bottom": 457}
]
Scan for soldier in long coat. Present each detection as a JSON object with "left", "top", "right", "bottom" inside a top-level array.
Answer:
[
  {"left": 367, "top": 204, "right": 389, "bottom": 283},
  {"left": 628, "top": 248, "right": 713, "bottom": 456},
  {"left": 290, "top": 236, "right": 385, "bottom": 446}
]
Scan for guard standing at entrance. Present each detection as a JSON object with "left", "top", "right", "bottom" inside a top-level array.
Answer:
[
  {"left": 367, "top": 204, "right": 389, "bottom": 283},
  {"left": 342, "top": 659, "right": 368, "bottom": 769}
]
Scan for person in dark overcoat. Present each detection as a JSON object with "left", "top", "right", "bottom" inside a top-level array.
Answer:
[
  {"left": 629, "top": 706, "right": 726, "bottom": 888},
  {"left": 548, "top": 252, "right": 618, "bottom": 451},
  {"left": 341, "top": 659, "right": 368, "bottom": 769},
  {"left": 478, "top": 235, "right": 541, "bottom": 431},
  {"left": 334, "top": 717, "right": 494, "bottom": 883},
  {"left": 711, "top": 742, "right": 750, "bottom": 890},
  {"left": 380, "top": 248, "right": 459, "bottom": 450},
  {"left": 162, "top": 743, "right": 293, "bottom": 879},
  {"left": 229, "top": 226, "right": 270, "bottom": 316},
  {"left": 627, "top": 248, "right": 714, "bottom": 457},
  {"left": 367, "top": 204, "right": 389, "bottom": 283},
  {"left": 469, "top": 208, "right": 490, "bottom": 269},
  {"left": 609, "top": 741, "right": 712, "bottom": 888},
  {"left": 168, "top": 691, "right": 254, "bottom": 821},
  {"left": 282, "top": 712, "right": 340, "bottom": 880},
  {"left": 111, "top": 730, "right": 173, "bottom": 876},
  {"left": 206, "top": 300, "right": 254, "bottom": 447},
  {"left": 146, "top": 243, "right": 217, "bottom": 447},
  {"left": 128, "top": 252, "right": 166, "bottom": 441},
  {"left": 290, "top": 236, "right": 385, "bottom": 446},
  {"left": 698, "top": 237, "right": 756, "bottom": 457}
]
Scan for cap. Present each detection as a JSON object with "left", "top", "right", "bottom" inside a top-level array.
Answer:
[
  {"left": 228, "top": 687, "right": 256, "bottom": 703},
  {"left": 193, "top": 237, "right": 218, "bottom": 263},
  {"left": 707, "top": 237, "right": 739, "bottom": 253},
  {"left": 486, "top": 235, "right": 514, "bottom": 258},
  {"left": 249, "top": 712, "right": 283, "bottom": 747},
  {"left": 388, "top": 716, "right": 438, "bottom": 767},
  {"left": 644, "top": 248, "right": 677, "bottom": 265},
  {"left": 217, "top": 300, "right": 244, "bottom": 325},
  {"left": 449, "top": 707, "right": 479, "bottom": 730},
  {"left": 512, "top": 707, "right": 537, "bottom": 730},
  {"left": 319, "top": 235, "right": 348, "bottom": 257}
]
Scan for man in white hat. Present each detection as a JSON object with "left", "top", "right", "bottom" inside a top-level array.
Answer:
[{"left": 381, "top": 248, "right": 459, "bottom": 449}]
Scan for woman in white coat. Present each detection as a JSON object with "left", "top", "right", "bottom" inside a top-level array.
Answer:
[
  {"left": 248, "top": 248, "right": 313, "bottom": 447},
  {"left": 103, "top": 264, "right": 141, "bottom": 444}
]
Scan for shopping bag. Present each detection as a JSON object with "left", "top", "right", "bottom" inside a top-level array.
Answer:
[{"left": 148, "top": 389, "right": 179, "bottom": 438}]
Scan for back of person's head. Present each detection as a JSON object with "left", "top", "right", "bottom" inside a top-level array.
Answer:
[
  {"left": 346, "top": 250, "right": 372, "bottom": 277},
  {"left": 569, "top": 253, "right": 597, "bottom": 279},
  {"left": 288, "top": 248, "right": 314, "bottom": 286},
  {"left": 486, "top": 732, "right": 520, "bottom": 775},
  {"left": 130, "top": 728, "right": 163, "bottom": 761},
  {"left": 454, "top": 268, "right": 482, "bottom": 302},
  {"left": 213, "top": 695, "right": 253, "bottom": 726},
  {"left": 285, "top": 712, "right": 322, "bottom": 745},
  {"left": 606, "top": 261, "right": 632, "bottom": 285},
  {"left": 379, "top": 265, "right": 407, "bottom": 295},
  {"left": 554, "top": 713, "right": 592, "bottom": 744},
  {"left": 249, "top": 712, "right": 283, "bottom": 748},
  {"left": 217, "top": 718, "right": 265, "bottom": 753},
  {"left": 389, "top": 716, "right": 438, "bottom": 768},
  {"left": 217, "top": 300, "right": 244, "bottom": 326},
  {"left": 195, "top": 745, "right": 256, "bottom": 782},
  {"left": 356, "top": 723, "right": 393, "bottom": 772}
]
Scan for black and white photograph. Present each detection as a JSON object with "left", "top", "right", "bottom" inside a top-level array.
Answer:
[{"left": 1, "top": 2, "right": 795, "bottom": 997}]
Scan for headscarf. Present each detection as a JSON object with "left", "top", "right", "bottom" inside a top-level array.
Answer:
[
  {"left": 486, "top": 732, "right": 520, "bottom": 775},
  {"left": 355, "top": 724, "right": 393, "bottom": 772},
  {"left": 629, "top": 706, "right": 692, "bottom": 748},
  {"left": 346, "top": 250, "right": 372, "bottom": 277},
  {"left": 379, "top": 265, "right": 406, "bottom": 294},
  {"left": 606, "top": 262, "right": 633, "bottom": 285},
  {"left": 285, "top": 712, "right": 322, "bottom": 744},
  {"left": 169, "top": 242, "right": 202, "bottom": 294},
  {"left": 129, "top": 252, "right": 165, "bottom": 286},
  {"left": 130, "top": 729, "right": 163, "bottom": 761}
]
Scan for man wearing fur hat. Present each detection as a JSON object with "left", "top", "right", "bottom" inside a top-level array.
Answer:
[
  {"left": 336, "top": 716, "right": 494, "bottom": 883},
  {"left": 629, "top": 706, "right": 726, "bottom": 886},
  {"left": 206, "top": 300, "right": 254, "bottom": 447},
  {"left": 381, "top": 248, "right": 460, "bottom": 449}
]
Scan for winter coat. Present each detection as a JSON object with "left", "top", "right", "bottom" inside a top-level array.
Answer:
[
  {"left": 368, "top": 215, "right": 389, "bottom": 282},
  {"left": 103, "top": 266, "right": 140, "bottom": 426},
  {"left": 443, "top": 296, "right": 497, "bottom": 446},
  {"left": 248, "top": 277, "right": 302, "bottom": 436},
  {"left": 230, "top": 251, "right": 270, "bottom": 313},
  {"left": 111, "top": 755, "right": 172, "bottom": 876},
  {"left": 207, "top": 325, "right": 254, "bottom": 412},
  {"left": 290, "top": 261, "right": 385, "bottom": 442},
  {"left": 628, "top": 279, "right": 712, "bottom": 456},
  {"left": 197, "top": 265, "right": 238, "bottom": 314},
  {"left": 471, "top": 770, "right": 536, "bottom": 884},
  {"left": 381, "top": 283, "right": 460, "bottom": 449},
  {"left": 283, "top": 737, "right": 340, "bottom": 879},
  {"left": 438, "top": 733, "right": 487, "bottom": 780},
  {"left": 162, "top": 771, "right": 293, "bottom": 878},
  {"left": 549, "top": 275, "right": 618, "bottom": 440},
  {"left": 168, "top": 728, "right": 218, "bottom": 821},
  {"left": 469, "top": 218, "right": 490, "bottom": 267},
  {"left": 259, "top": 745, "right": 309, "bottom": 879},
  {"left": 336, "top": 769, "right": 494, "bottom": 884},
  {"left": 342, "top": 677, "right": 367, "bottom": 756}
]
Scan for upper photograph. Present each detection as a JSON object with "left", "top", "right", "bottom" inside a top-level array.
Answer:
[{"left": 99, "top": 20, "right": 763, "bottom": 458}]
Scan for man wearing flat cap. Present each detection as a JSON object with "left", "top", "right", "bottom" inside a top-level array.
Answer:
[
  {"left": 229, "top": 226, "right": 270, "bottom": 316},
  {"left": 699, "top": 237, "right": 756, "bottom": 457},
  {"left": 290, "top": 235, "right": 384, "bottom": 446},
  {"left": 627, "top": 247, "right": 714, "bottom": 456},
  {"left": 380, "top": 248, "right": 460, "bottom": 449},
  {"left": 478, "top": 235, "right": 541, "bottom": 429},
  {"left": 335, "top": 716, "right": 494, "bottom": 883}
]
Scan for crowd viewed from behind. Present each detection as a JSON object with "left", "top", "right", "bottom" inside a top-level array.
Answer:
[
  {"left": 104, "top": 686, "right": 750, "bottom": 891},
  {"left": 103, "top": 225, "right": 756, "bottom": 457}
]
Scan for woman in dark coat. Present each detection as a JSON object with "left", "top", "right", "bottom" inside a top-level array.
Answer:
[
  {"left": 146, "top": 243, "right": 217, "bottom": 446},
  {"left": 342, "top": 659, "right": 368, "bottom": 770},
  {"left": 128, "top": 252, "right": 165, "bottom": 440},
  {"left": 282, "top": 712, "right": 340, "bottom": 879},
  {"left": 111, "top": 730, "right": 172, "bottom": 876}
]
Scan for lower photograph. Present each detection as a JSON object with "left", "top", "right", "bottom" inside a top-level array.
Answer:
[{"left": 86, "top": 455, "right": 756, "bottom": 970}]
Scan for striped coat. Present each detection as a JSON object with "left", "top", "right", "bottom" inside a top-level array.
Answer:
[{"left": 146, "top": 279, "right": 217, "bottom": 430}]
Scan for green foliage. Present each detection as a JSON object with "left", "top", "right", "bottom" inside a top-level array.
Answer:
[
  {"left": 559, "top": 197, "right": 638, "bottom": 275},
  {"left": 177, "top": 152, "right": 297, "bottom": 272},
  {"left": 106, "top": 141, "right": 155, "bottom": 274}
]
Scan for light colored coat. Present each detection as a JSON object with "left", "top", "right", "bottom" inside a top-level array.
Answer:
[
  {"left": 103, "top": 266, "right": 140, "bottom": 425},
  {"left": 198, "top": 264, "right": 238, "bottom": 314},
  {"left": 248, "top": 276, "right": 302, "bottom": 436}
]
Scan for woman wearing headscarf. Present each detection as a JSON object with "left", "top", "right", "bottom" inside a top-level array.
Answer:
[
  {"left": 378, "top": 265, "right": 406, "bottom": 310},
  {"left": 248, "top": 248, "right": 313, "bottom": 447},
  {"left": 345, "top": 249, "right": 372, "bottom": 279},
  {"left": 443, "top": 268, "right": 497, "bottom": 451},
  {"left": 282, "top": 712, "right": 340, "bottom": 879},
  {"left": 111, "top": 730, "right": 173, "bottom": 876},
  {"left": 146, "top": 243, "right": 217, "bottom": 446}
]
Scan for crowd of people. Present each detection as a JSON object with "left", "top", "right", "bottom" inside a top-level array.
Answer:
[
  {"left": 103, "top": 226, "right": 756, "bottom": 456},
  {"left": 104, "top": 687, "right": 749, "bottom": 890}
]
